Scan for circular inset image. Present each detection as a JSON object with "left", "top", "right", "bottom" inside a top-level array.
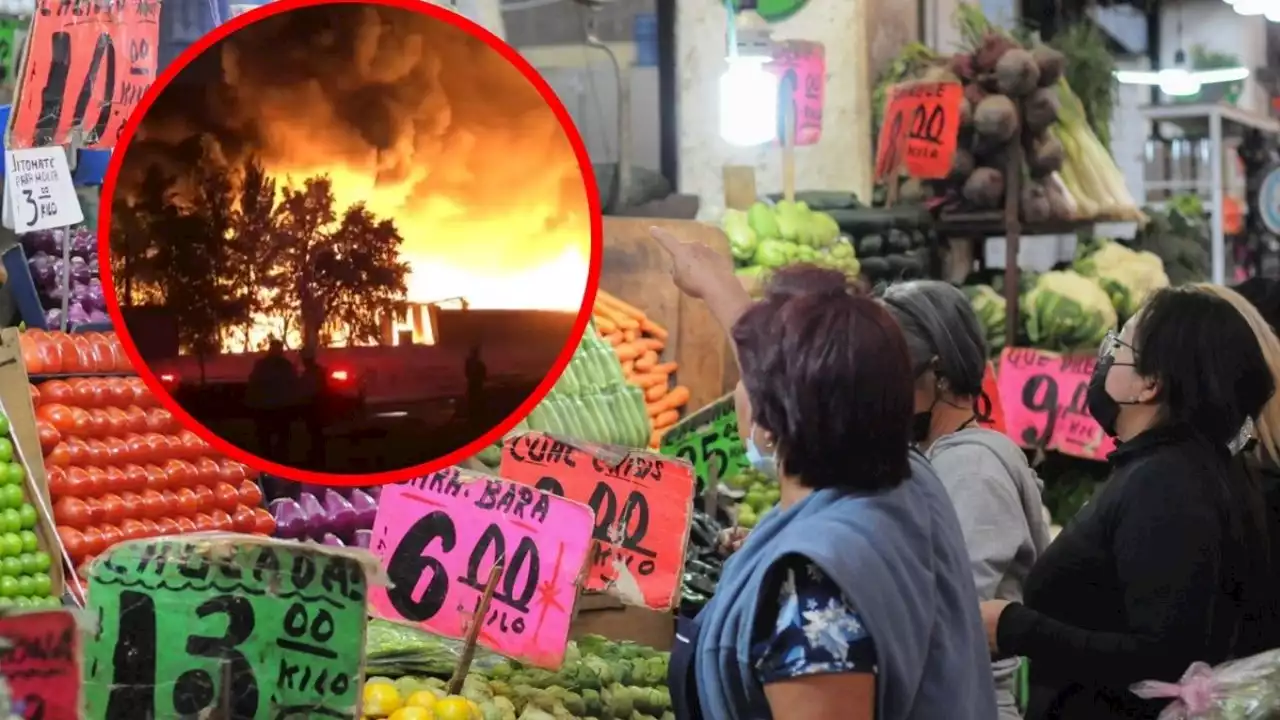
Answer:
[{"left": 99, "top": 0, "right": 600, "bottom": 485}]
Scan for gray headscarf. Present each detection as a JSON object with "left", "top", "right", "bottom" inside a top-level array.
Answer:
[{"left": 881, "top": 280, "right": 988, "bottom": 397}]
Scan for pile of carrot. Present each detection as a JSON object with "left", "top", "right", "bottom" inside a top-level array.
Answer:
[{"left": 592, "top": 290, "right": 691, "bottom": 448}]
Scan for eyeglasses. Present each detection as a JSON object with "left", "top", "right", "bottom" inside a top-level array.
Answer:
[{"left": 1098, "top": 329, "right": 1138, "bottom": 362}]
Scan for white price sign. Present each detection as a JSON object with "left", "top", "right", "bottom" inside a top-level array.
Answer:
[{"left": 3, "top": 147, "right": 83, "bottom": 232}]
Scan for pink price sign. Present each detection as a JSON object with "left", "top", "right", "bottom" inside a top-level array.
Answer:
[
  {"left": 368, "top": 467, "right": 596, "bottom": 668},
  {"left": 996, "top": 347, "right": 1117, "bottom": 461},
  {"left": 770, "top": 40, "right": 825, "bottom": 146}
]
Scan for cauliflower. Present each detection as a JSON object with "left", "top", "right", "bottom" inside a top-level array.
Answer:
[
  {"left": 1073, "top": 240, "right": 1171, "bottom": 320},
  {"left": 1022, "top": 270, "right": 1118, "bottom": 352}
]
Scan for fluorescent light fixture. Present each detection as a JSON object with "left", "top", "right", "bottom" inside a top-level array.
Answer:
[
  {"left": 1233, "top": 0, "right": 1266, "bottom": 15},
  {"left": 1114, "top": 66, "right": 1250, "bottom": 96},
  {"left": 719, "top": 56, "right": 779, "bottom": 146}
]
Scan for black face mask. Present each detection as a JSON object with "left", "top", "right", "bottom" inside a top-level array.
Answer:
[
  {"left": 1086, "top": 355, "right": 1121, "bottom": 437},
  {"left": 912, "top": 410, "right": 934, "bottom": 443}
]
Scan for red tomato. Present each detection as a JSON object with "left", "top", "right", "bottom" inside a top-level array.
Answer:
[
  {"left": 193, "top": 485, "right": 215, "bottom": 513},
  {"left": 208, "top": 510, "right": 234, "bottom": 532},
  {"left": 175, "top": 516, "right": 198, "bottom": 533},
  {"left": 87, "top": 334, "right": 113, "bottom": 372},
  {"left": 97, "top": 523, "right": 124, "bottom": 550},
  {"left": 140, "top": 490, "right": 169, "bottom": 518},
  {"left": 173, "top": 487, "right": 199, "bottom": 516},
  {"left": 72, "top": 335, "right": 95, "bottom": 371},
  {"left": 46, "top": 466, "right": 68, "bottom": 497},
  {"left": 211, "top": 482, "right": 240, "bottom": 512},
  {"left": 143, "top": 433, "right": 168, "bottom": 460},
  {"left": 145, "top": 408, "right": 173, "bottom": 434},
  {"left": 80, "top": 526, "right": 105, "bottom": 556},
  {"left": 126, "top": 378, "right": 151, "bottom": 407},
  {"left": 66, "top": 467, "right": 98, "bottom": 497},
  {"left": 54, "top": 334, "right": 81, "bottom": 373},
  {"left": 139, "top": 519, "right": 160, "bottom": 537},
  {"left": 156, "top": 517, "right": 181, "bottom": 536},
  {"left": 109, "top": 335, "right": 130, "bottom": 372},
  {"left": 123, "top": 407, "right": 148, "bottom": 434},
  {"left": 65, "top": 437, "right": 91, "bottom": 466},
  {"left": 29, "top": 384, "right": 40, "bottom": 409},
  {"left": 119, "top": 518, "right": 147, "bottom": 541},
  {"left": 143, "top": 464, "right": 167, "bottom": 491},
  {"left": 217, "top": 459, "right": 248, "bottom": 484},
  {"left": 45, "top": 442, "right": 71, "bottom": 468},
  {"left": 252, "top": 508, "right": 276, "bottom": 536},
  {"left": 163, "top": 459, "right": 192, "bottom": 488},
  {"left": 104, "top": 437, "right": 128, "bottom": 464},
  {"left": 102, "top": 466, "right": 128, "bottom": 495},
  {"left": 232, "top": 505, "right": 258, "bottom": 533},
  {"left": 39, "top": 380, "right": 73, "bottom": 405},
  {"left": 237, "top": 480, "right": 263, "bottom": 507},
  {"left": 120, "top": 464, "right": 148, "bottom": 493},
  {"left": 67, "top": 407, "right": 91, "bottom": 437},
  {"left": 57, "top": 526, "right": 86, "bottom": 560},
  {"left": 31, "top": 331, "right": 62, "bottom": 373},
  {"left": 53, "top": 497, "right": 92, "bottom": 527},
  {"left": 84, "top": 497, "right": 105, "bottom": 525},
  {"left": 175, "top": 460, "right": 200, "bottom": 487},
  {"left": 36, "top": 421, "right": 61, "bottom": 454},
  {"left": 180, "top": 430, "right": 205, "bottom": 458},
  {"left": 124, "top": 434, "right": 149, "bottom": 464},
  {"left": 19, "top": 335, "right": 44, "bottom": 375},
  {"left": 85, "top": 467, "right": 108, "bottom": 496},
  {"left": 164, "top": 435, "right": 184, "bottom": 458},
  {"left": 104, "top": 407, "right": 130, "bottom": 437},
  {"left": 87, "top": 410, "right": 111, "bottom": 438},
  {"left": 36, "top": 404, "right": 76, "bottom": 435},
  {"left": 104, "top": 379, "right": 132, "bottom": 408},
  {"left": 97, "top": 493, "right": 126, "bottom": 524},
  {"left": 160, "top": 490, "right": 180, "bottom": 513},
  {"left": 87, "top": 439, "right": 110, "bottom": 465},
  {"left": 194, "top": 457, "right": 221, "bottom": 486},
  {"left": 70, "top": 378, "right": 97, "bottom": 409}
]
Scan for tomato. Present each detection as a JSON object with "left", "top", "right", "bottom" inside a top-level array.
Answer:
[
  {"left": 84, "top": 497, "right": 105, "bottom": 525},
  {"left": 252, "top": 508, "right": 276, "bottom": 536},
  {"left": 162, "top": 459, "right": 192, "bottom": 487},
  {"left": 45, "top": 442, "right": 71, "bottom": 468},
  {"left": 87, "top": 409, "right": 111, "bottom": 437},
  {"left": 64, "top": 467, "right": 96, "bottom": 497},
  {"left": 70, "top": 378, "right": 97, "bottom": 408},
  {"left": 97, "top": 523, "right": 124, "bottom": 549},
  {"left": 143, "top": 464, "right": 167, "bottom": 491},
  {"left": 140, "top": 490, "right": 168, "bottom": 519},
  {"left": 126, "top": 378, "right": 151, "bottom": 407},
  {"left": 46, "top": 466, "right": 68, "bottom": 497},
  {"left": 180, "top": 430, "right": 205, "bottom": 458},
  {"left": 211, "top": 482, "right": 240, "bottom": 512},
  {"left": 119, "top": 518, "right": 147, "bottom": 541},
  {"left": 103, "top": 437, "right": 127, "bottom": 464},
  {"left": 67, "top": 407, "right": 91, "bottom": 437},
  {"left": 29, "top": 384, "right": 40, "bottom": 410},
  {"left": 144, "top": 433, "right": 168, "bottom": 460},
  {"left": 217, "top": 459, "right": 248, "bottom": 484},
  {"left": 72, "top": 336, "right": 95, "bottom": 373},
  {"left": 104, "top": 407, "right": 130, "bottom": 437},
  {"left": 58, "top": 526, "right": 86, "bottom": 560},
  {"left": 156, "top": 517, "right": 181, "bottom": 536},
  {"left": 232, "top": 505, "right": 258, "bottom": 533},
  {"left": 19, "top": 334, "right": 44, "bottom": 374},
  {"left": 175, "top": 460, "right": 200, "bottom": 487},
  {"left": 175, "top": 516, "right": 198, "bottom": 533},
  {"left": 53, "top": 497, "right": 92, "bottom": 527},
  {"left": 102, "top": 466, "right": 128, "bottom": 495},
  {"left": 36, "top": 421, "right": 61, "bottom": 454},
  {"left": 173, "top": 487, "right": 199, "bottom": 516},
  {"left": 123, "top": 406, "right": 148, "bottom": 434},
  {"left": 194, "top": 457, "right": 221, "bottom": 486},
  {"left": 65, "top": 438, "right": 91, "bottom": 466},
  {"left": 88, "top": 334, "right": 113, "bottom": 372},
  {"left": 193, "top": 485, "right": 215, "bottom": 514},
  {"left": 161, "top": 490, "right": 181, "bottom": 516},
  {"left": 196, "top": 512, "right": 219, "bottom": 532},
  {"left": 237, "top": 480, "right": 264, "bottom": 507},
  {"left": 80, "top": 526, "right": 105, "bottom": 556},
  {"left": 124, "top": 434, "right": 149, "bottom": 464},
  {"left": 36, "top": 404, "right": 76, "bottom": 434},
  {"left": 139, "top": 519, "right": 160, "bottom": 537},
  {"left": 163, "top": 434, "right": 184, "bottom": 458},
  {"left": 85, "top": 467, "right": 108, "bottom": 496},
  {"left": 208, "top": 509, "right": 234, "bottom": 532},
  {"left": 120, "top": 464, "right": 148, "bottom": 493},
  {"left": 87, "top": 439, "right": 110, "bottom": 465},
  {"left": 40, "top": 380, "right": 73, "bottom": 405},
  {"left": 53, "top": 335, "right": 81, "bottom": 373},
  {"left": 104, "top": 379, "right": 132, "bottom": 408},
  {"left": 108, "top": 334, "right": 130, "bottom": 372},
  {"left": 29, "top": 331, "right": 61, "bottom": 373},
  {"left": 145, "top": 408, "right": 173, "bottom": 433},
  {"left": 96, "top": 492, "right": 126, "bottom": 524}
]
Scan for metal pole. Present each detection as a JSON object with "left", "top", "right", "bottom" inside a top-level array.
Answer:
[{"left": 1210, "top": 109, "right": 1226, "bottom": 284}]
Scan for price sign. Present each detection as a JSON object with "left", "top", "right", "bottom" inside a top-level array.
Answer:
[
  {"left": 978, "top": 362, "right": 1007, "bottom": 435},
  {"left": 500, "top": 432, "right": 695, "bottom": 611},
  {"left": 0, "top": 609, "right": 81, "bottom": 720},
  {"left": 875, "top": 81, "right": 963, "bottom": 182},
  {"left": 658, "top": 393, "right": 748, "bottom": 489},
  {"left": 7, "top": 0, "right": 159, "bottom": 149},
  {"left": 770, "top": 40, "right": 824, "bottom": 146},
  {"left": 368, "top": 467, "right": 594, "bottom": 669},
  {"left": 83, "top": 535, "right": 369, "bottom": 720},
  {"left": 996, "top": 347, "right": 1116, "bottom": 461},
  {"left": 3, "top": 147, "right": 83, "bottom": 232}
]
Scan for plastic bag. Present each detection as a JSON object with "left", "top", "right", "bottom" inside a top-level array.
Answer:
[{"left": 1131, "top": 649, "right": 1280, "bottom": 719}]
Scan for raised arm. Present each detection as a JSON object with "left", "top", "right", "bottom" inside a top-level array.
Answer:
[{"left": 649, "top": 227, "right": 754, "bottom": 337}]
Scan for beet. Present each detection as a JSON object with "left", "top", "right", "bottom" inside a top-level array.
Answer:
[
  {"left": 974, "top": 95, "right": 1019, "bottom": 143},
  {"left": 962, "top": 167, "right": 1006, "bottom": 210},
  {"left": 1031, "top": 45, "right": 1066, "bottom": 87},
  {"left": 994, "top": 48, "right": 1040, "bottom": 98}
]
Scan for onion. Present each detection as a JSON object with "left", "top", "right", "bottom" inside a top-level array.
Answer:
[
  {"left": 269, "top": 498, "right": 307, "bottom": 540},
  {"left": 69, "top": 257, "right": 90, "bottom": 284},
  {"left": 353, "top": 529, "right": 372, "bottom": 549},
  {"left": 298, "top": 492, "right": 326, "bottom": 540},
  {"left": 44, "top": 309, "right": 63, "bottom": 329},
  {"left": 67, "top": 304, "right": 89, "bottom": 327},
  {"left": 323, "top": 489, "right": 357, "bottom": 539},
  {"left": 321, "top": 533, "right": 346, "bottom": 547},
  {"left": 364, "top": 485, "right": 382, "bottom": 502},
  {"left": 89, "top": 310, "right": 109, "bottom": 324},
  {"left": 71, "top": 230, "right": 94, "bottom": 258},
  {"left": 348, "top": 489, "right": 377, "bottom": 530}
]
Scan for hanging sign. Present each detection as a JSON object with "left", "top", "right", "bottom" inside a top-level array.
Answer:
[
  {"left": 501, "top": 432, "right": 695, "bottom": 611},
  {"left": 771, "top": 40, "right": 824, "bottom": 146},
  {"left": 659, "top": 393, "right": 748, "bottom": 489},
  {"left": 978, "top": 361, "right": 1007, "bottom": 434},
  {"left": 875, "top": 81, "right": 964, "bottom": 182},
  {"left": 3, "top": 147, "right": 85, "bottom": 231},
  {"left": 7, "top": 0, "right": 161, "bottom": 150},
  {"left": 995, "top": 347, "right": 1115, "bottom": 461},
  {"left": 368, "top": 467, "right": 594, "bottom": 669},
  {"left": 82, "top": 535, "right": 371, "bottom": 720},
  {"left": 0, "top": 609, "right": 82, "bottom": 720}
]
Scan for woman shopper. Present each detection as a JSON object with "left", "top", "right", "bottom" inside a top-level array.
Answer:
[
  {"left": 882, "top": 280, "right": 1051, "bottom": 720},
  {"left": 981, "top": 286, "right": 1277, "bottom": 720},
  {"left": 650, "top": 228, "right": 996, "bottom": 720}
]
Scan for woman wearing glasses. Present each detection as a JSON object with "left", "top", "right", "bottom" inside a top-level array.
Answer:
[{"left": 980, "top": 287, "right": 1277, "bottom": 719}]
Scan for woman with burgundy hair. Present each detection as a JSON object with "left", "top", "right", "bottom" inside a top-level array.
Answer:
[{"left": 650, "top": 228, "right": 995, "bottom": 720}]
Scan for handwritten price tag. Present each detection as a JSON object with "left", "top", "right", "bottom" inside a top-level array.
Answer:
[
  {"left": 83, "top": 535, "right": 369, "bottom": 720},
  {"left": 0, "top": 609, "right": 81, "bottom": 720},
  {"left": 996, "top": 347, "right": 1116, "bottom": 460},
  {"left": 770, "top": 40, "right": 825, "bottom": 146},
  {"left": 369, "top": 467, "right": 595, "bottom": 669},
  {"left": 501, "top": 432, "right": 695, "bottom": 611},
  {"left": 659, "top": 393, "right": 748, "bottom": 488},
  {"left": 978, "top": 362, "right": 1007, "bottom": 434},
  {"left": 875, "top": 81, "right": 964, "bottom": 181}
]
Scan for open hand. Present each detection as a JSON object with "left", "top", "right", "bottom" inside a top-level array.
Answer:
[
  {"left": 649, "top": 226, "right": 735, "bottom": 300},
  {"left": 717, "top": 526, "right": 750, "bottom": 556}
]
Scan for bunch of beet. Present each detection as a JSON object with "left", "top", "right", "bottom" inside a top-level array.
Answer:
[{"left": 944, "top": 34, "right": 1077, "bottom": 222}]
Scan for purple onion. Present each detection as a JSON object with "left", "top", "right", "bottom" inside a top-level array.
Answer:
[
  {"left": 323, "top": 489, "right": 358, "bottom": 539},
  {"left": 321, "top": 533, "right": 345, "bottom": 547},
  {"left": 298, "top": 492, "right": 326, "bottom": 540},
  {"left": 348, "top": 489, "right": 377, "bottom": 530},
  {"left": 25, "top": 231, "right": 57, "bottom": 255},
  {"left": 269, "top": 498, "right": 307, "bottom": 540},
  {"left": 89, "top": 310, "right": 109, "bottom": 324},
  {"left": 67, "top": 304, "right": 89, "bottom": 327},
  {"left": 44, "top": 309, "right": 63, "bottom": 329},
  {"left": 353, "top": 529, "right": 372, "bottom": 549},
  {"left": 69, "top": 257, "right": 90, "bottom": 284},
  {"left": 71, "top": 230, "right": 95, "bottom": 258},
  {"left": 363, "top": 485, "right": 382, "bottom": 502}
]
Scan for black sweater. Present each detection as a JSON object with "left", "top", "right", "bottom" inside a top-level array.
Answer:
[{"left": 997, "top": 424, "right": 1273, "bottom": 720}]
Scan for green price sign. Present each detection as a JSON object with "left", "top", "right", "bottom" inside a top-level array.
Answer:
[
  {"left": 731, "top": 0, "right": 810, "bottom": 23},
  {"left": 659, "top": 393, "right": 748, "bottom": 489},
  {"left": 83, "top": 536, "right": 370, "bottom": 720}
]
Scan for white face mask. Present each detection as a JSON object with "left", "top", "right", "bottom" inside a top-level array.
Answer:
[{"left": 745, "top": 424, "right": 777, "bottom": 479}]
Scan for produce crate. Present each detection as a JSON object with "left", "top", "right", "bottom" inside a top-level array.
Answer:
[{"left": 570, "top": 592, "right": 675, "bottom": 652}]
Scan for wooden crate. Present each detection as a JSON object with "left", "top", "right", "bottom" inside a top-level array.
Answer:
[{"left": 600, "top": 218, "right": 738, "bottom": 411}]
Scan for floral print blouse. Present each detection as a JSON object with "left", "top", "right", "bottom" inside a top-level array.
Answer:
[{"left": 751, "top": 554, "right": 879, "bottom": 683}]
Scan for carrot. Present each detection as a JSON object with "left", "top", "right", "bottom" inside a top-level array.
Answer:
[
  {"left": 651, "top": 361, "right": 678, "bottom": 376},
  {"left": 635, "top": 350, "right": 659, "bottom": 372},
  {"left": 628, "top": 372, "right": 670, "bottom": 390},
  {"left": 594, "top": 302, "right": 639, "bottom": 331},
  {"left": 654, "top": 409, "right": 679, "bottom": 428},
  {"left": 597, "top": 290, "right": 647, "bottom": 321},
  {"left": 648, "top": 386, "right": 691, "bottom": 415},
  {"left": 635, "top": 338, "right": 665, "bottom": 354},
  {"left": 620, "top": 360, "right": 635, "bottom": 376},
  {"left": 644, "top": 382, "right": 666, "bottom": 402},
  {"left": 623, "top": 329, "right": 637, "bottom": 343},
  {"left": 613, "top": 343, "right": 644, "bottom": 362},
  {"left": 640, "top": 318, "right": 669, "bottom": 340},
  {"left": 603, "top": 332, "right": 623, "bottom": 346},
  {"left": 594, "top": 314, "right": 618, "bottom": 334},
  {"left": 649, "top": 430, "right": 664, "bottom": 448}
]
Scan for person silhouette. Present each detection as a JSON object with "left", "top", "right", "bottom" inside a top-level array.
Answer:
[
  {"left": 247, "top": 339, "right": 296, "bottom": 462},
  {"left": 464, "top": 343, "right": 488, "bottom": 423},
  {"left": 297, "top": 347, "right": 328, "bottom": 468}
]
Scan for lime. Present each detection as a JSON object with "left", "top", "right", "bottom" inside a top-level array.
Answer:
[
  {"left": 3, "top": 463, "right": 23, "bottom": 486},
  {"left": 0, "top": 439, "right": 13, "bottom": 464},
  {"left": 12, "top": 597, "right": 29, "bottom": 608},
  {"left": 0, "top": 534, "right": 22, "bottom": 557},
  {"left": 0, "top": 576, "right": 19, "bottom": 598},
  {"left": 0, "top": 414, "right": 10, "bottom": 437},
  {"left": 26, "top": 552, "right": 49, "bottom": 574},
  {"left": 2, "top": 485, "right": 23, "bottom": 509},
  {"left": 15, "top": 576, "right": 34, "bottom": 597},
  {"left": 1, "top": 558, "right": 22, "bottom": 577},
  {"left": 17, "top": 530, "right": 36, "bottom": 553},
  {"left": 17, "top": 506, "right": 35, "bottom": 531},
  {"left": 0, "top": 510, "right": 21, "bottom": 533},
  {"left": 29, "top": 574, "right": 49, "bottom": 597},
  {"left": 0, "top": 597, "right": 13, "bottom": 609},
  {"left": 43, "top": 596, "right": 62, "bottom": 608}
]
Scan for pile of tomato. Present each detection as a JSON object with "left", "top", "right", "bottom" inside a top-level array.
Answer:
[
  {"left": 34, "top": 375, "right": 276, "bottom": 575},
  {"left": 18, "top": 330, "right": 131, "bottom": 375}
]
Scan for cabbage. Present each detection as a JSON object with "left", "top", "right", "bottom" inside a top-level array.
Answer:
[
  {"left": 1022, "top": 270, "right": 1118, "bottom": 352},
  {"left": 964, "top": 284, "right": 1008, "bottom": 352},
  {"left": 1074, "top": 240, "right": 1170, "bottom": 320}
]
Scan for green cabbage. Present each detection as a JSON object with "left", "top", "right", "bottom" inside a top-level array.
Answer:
[
  {"left": 1073, "top": 240, "right": 1171, "bottom": 320},
  {"left": 1022, "top": 270, "right": 1117, "bottom": 352}
]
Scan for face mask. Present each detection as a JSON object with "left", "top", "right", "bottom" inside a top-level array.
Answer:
[
  {"left": 745, "top": 425, "right": 778, "bottom": 478},
  {"left": 1086, "top": 355, "right": 1122, "bottom": 437},
  {"left": 912, "top": 411, "right": 933, "bottom": 443}
]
